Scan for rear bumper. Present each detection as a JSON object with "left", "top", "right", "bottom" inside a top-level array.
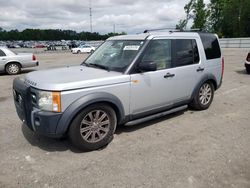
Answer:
[
  {"left": 22, "top": 61, "right": 39, "bottom": 68},
  {"left": 13, "top": 78, "right": 63, "bottom": 138}
]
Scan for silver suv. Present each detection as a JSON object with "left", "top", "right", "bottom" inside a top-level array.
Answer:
[{"left": 13, "top": 31, "right": 224, "bottom": 151}]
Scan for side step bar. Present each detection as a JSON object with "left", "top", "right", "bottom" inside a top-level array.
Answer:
[{"left": 124, "top": 105, "right": 188, "bottom": 126}]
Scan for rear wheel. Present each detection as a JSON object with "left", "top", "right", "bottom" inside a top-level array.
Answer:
[
  {"left": 77, "top": 50, "right": 81, "bottom": 54},
  {"left": 6, "top": 63, "right": 21, "bottom": 75},
  {"left": 69, "top": 103, "right": 117, "bottom": 151},
  {"left": 189, "top": 82, "right": 214, "bottom": 110}
]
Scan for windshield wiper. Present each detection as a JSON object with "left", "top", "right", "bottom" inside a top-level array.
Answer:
[
  {"left": 89, "top": 63, "right": 110, "bottom": 71},
  {"left": 81, "top": 62, "right": 90, "bottom": 67}
]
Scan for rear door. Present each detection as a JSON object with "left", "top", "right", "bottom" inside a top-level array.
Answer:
[
  {"left": 169, "top": 39, "right": 204, "bottom": 101},
  {"left": 130, "top": 38, "right": 203, "bottom": 116}
]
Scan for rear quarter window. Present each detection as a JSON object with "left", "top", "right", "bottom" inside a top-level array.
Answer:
[
  {"left": 199, "top": 33, "right": 221, "bottom": 60},
  {"left": 0, "top": 49, "right": 6, "bottom": 56}
]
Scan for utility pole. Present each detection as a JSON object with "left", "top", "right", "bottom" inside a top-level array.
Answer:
[
  {"left": 113, "top": 24, "right": 116, "bottom": 33},
  {"left": 89, "top": 0, "right": 93, "bottom": 33}
]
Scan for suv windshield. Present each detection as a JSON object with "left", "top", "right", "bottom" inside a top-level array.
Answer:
[{"left": 83, "top": 40, "right": 144, "bottom": 72}]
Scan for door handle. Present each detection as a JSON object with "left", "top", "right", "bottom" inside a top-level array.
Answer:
[
  {"left": 1, "top": 58, "right": 6, "bottom": 60},
  {"left": 196, "top": 67, "right": 205, "bottom": 72},
  {"left": 164, "top": 73, "right": 175, "bottom": 78}
]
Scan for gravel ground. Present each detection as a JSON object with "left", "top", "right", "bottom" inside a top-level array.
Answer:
[{"left": 0, "top": 48, "right": 250, "bottom": 188}]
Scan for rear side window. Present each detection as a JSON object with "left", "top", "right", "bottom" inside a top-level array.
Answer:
[
  {"left": 172, "top": 39, "right": 200, "bottom": 67},
  {"left": 0, "top": 49, "right": 6, "bottom": 56},
  {"left": 199, "top": 33, "right": 221, "bottom": 59}
]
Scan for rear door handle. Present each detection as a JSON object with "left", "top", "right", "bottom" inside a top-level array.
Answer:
[
  {"left": 196, "top": 67, "right": 205, "bottom": 72},
  {"left": 164, "top": 73, "right": 175, "bottom": 78}
]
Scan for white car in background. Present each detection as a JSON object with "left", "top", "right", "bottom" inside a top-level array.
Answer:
[
  {"left": 71, "top": 45, "right": 95, "bottom": 54},
  {"left": 0, "top": 47, "right": 39, "bottom": 75}
]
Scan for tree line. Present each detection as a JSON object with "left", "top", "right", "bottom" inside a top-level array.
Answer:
[
  {"left": 176, "top": 0, "right": 250, "bottom": 37},
  {"left": 0, "top": 28, "right": 126, "bottom": 41}
]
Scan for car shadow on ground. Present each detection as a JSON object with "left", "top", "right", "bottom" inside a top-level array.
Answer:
[
  {"left": 21, "top": 124, "right": 82, "bottom": 153},
  {"left": 235, "top": 69, "right": 249, "bottom": 75},
  {"left": 21, "top": 109, "right": 188, "bottom": 153},
  {"left": 0, "top": 69, "right": 36, "bottom": 76}
]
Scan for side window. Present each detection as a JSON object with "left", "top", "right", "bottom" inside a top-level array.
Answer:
[
  {"left": 199, "top": 33, "right": 221, "bottom": 59},
  {"left": 141, "top": 39, "right": 171, "bottom": 70},
  {"left": 172, "top": 39, "right": 197, "bottom": 67},
  {"left": 0, "top": 49, "right": 6, "bottom": 57}
]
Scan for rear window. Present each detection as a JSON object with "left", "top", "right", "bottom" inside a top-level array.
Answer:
[
  {"left": 199, "top": 33, "right": 221, "bottom": 60},
  {"left": 0, "top": 49, "right": 6, "bottom": 56}
]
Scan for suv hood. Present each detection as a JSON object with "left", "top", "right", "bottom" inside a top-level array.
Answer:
[{"left": 25, "top": 65, "right": 130, "bottom": 91}]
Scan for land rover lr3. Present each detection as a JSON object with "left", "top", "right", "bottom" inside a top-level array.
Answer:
[{"left": 13, "top": 31, "right": 223, "bottom": 151}]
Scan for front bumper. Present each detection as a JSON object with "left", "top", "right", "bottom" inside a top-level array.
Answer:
[{"left": 13, "top": 78, "right": 63, "bottom": 138}]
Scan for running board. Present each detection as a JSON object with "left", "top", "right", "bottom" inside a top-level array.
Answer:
[{"left": 124, "top": 105, "right": 188, "bottom": 126}]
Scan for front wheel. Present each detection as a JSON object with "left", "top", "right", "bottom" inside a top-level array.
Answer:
[
  {"left": 189, "top": 82, "right": 214, "bottom": 110},
  {"left": 69, "top": 103, "right": 117, "bottom": 151}
]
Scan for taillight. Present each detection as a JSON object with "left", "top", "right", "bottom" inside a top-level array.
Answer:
[
  {"left": 221, "top": 57, "right": 224, "bottom": 79},
  {"left": 246, "top": 53, "right": 250, "bottom": 62},
  {"left": 32, "top": 54, "right": 36, "bottom": 61}
]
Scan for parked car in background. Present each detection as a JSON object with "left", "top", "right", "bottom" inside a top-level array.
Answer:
[
  {"left": 245, "top": 52, "right": 250, "bottom": 73},
  {"left": 0, "top": 47, "right": 39, "bottom": 75},
  {"left": 71, "top": 45, "right": 95, "bottom": 54}
]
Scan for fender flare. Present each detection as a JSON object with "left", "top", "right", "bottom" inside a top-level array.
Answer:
[
  {"left": 56, "top": 92, "right": 125, "bottom": 135},
  {"left": 191, "top": 74, "right": 218, "bottom": 100}
]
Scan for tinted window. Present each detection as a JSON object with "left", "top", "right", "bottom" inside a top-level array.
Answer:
[
  {"left": 141, "top": 40, "right": 171, "bottom": 70},
  {"left": 172, "top": 39, "right": 199, "bottom": 67},
  {"left": 0, "top": 49, "right": 6, "bottom": 56},
  {"left": 199, "top": 33, "right": 221, "bottom": 59}
]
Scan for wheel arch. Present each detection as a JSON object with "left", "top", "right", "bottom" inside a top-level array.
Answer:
[
  {"left": 5, "top": 61, "right": 22, "bottom": 69},
  {"left": 56, "top": 92, "right": 125, "bottom": 135},
  {"left": 191, "top": 74, "right": 218, "bottom": 100}
]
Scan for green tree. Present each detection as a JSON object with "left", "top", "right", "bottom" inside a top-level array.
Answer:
[
  {"left": 191, "top": 0, "right": 208, "bottom": 30},
  {"left": 177, "top": 0, "right": 208, "bottom": 30},
  {"left": 176, "top": 0, "right": 195, "bottom": 30}
]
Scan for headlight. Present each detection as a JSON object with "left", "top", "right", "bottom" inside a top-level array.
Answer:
[{"left": 38, "top": 91, "right": 61, "bottom": 112}]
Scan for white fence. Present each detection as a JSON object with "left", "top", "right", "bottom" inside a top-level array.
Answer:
[{"left": 219, "top": 38, "right": 250, "bottom": 48}]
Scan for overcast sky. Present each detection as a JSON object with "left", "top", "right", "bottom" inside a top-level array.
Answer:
[{"left": 0, "top": 0, "right": 198, "bottom": 34}]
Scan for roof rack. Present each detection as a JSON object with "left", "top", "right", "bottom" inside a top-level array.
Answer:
[
  {"left": 143, "top": 28, "right": 202, "bottom": 33},
  {"left": 143, "top": 28, "right": 180, "bottom": 33}
]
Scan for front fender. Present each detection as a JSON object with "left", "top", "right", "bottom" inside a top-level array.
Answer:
[{"left": 56, "top": 92, "right": 125, "bottom": 135}]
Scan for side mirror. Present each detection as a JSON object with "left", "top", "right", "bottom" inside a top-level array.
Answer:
[{"left": 138, "top": 61, "right": 157, "bottom": 72}]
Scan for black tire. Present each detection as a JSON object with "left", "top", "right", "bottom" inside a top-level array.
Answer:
[
  {"left": 90, "top": 50, "right": 94, "bottom": 53},
  {"left": 77, "top": 50, "right": 81, "bottom": 54},
  {"left": 189, "top": 82, "right": 214, "bottom": 110},
  {"left": 246, "top": 67, "right": 250, "bottom": 74},
  {"left": 6, "top": 63, "right": 21, "bottom": 75},
  {"left": 68, "top": 103, "right": 117, "bottom": 151}
]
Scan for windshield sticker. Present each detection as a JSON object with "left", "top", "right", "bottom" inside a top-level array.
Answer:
[{"left": 123, "top": 45, "right": 140, "bottom": 51}]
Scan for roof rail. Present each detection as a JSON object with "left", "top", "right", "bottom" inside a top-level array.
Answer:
[
  {"left": 143, "top": 28, "right": 180, "bottom": 33},
  {"left": 143, "top": 28, "right": 202, "bottom": 33}
]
